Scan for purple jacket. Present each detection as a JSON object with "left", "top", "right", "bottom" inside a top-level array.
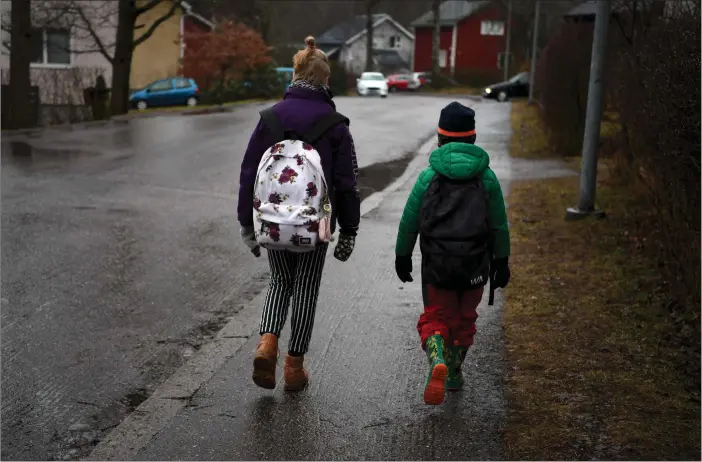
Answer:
[{"left": 237, "top": 86, "right": 361, "bottom": 235}]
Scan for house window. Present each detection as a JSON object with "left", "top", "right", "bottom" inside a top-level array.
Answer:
[
  {"left": 480, "top": 20, "right": 505, "bottom": 36},
  {"left": 439, "top": 49, "right": 447, "bottom": 68},
  {"left": 388, "top": 35, "right": 401, "bottom": 49},
  {"left": 31, "top": 28, "right": 71, "bottom": 65}
]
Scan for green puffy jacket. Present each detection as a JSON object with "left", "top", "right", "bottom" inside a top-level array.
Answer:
[{"left": 395, "top": 142, "right": 510, "bottom": 259}]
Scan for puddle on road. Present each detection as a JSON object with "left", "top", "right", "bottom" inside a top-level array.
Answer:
[
  {"left": 3, "top": 141, "right": 99, "bottom": 168},
  {"left": 357, "top": 153, "right": 414, "bottom": 202},
  {"left": 357, "top": 133, "right": 434, "bottom": 202}
]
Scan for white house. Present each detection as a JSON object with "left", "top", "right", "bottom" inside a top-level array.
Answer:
[{"left": 315, "top": 13, "right": 415, "bottom": 76}]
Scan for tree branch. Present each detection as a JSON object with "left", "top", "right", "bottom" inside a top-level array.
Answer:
[
  {"left": 133, "top": 0, "right": 181, "bottom": 48},
  {"left": 73, "top": 4, "right": 114, "bottom": 63},
  {"left": 135, "top": 0, "right": 171, "bottom": 17}
]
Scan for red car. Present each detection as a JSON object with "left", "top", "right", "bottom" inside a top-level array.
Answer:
[{"left": 386, "top": 74, "right": 413, "bottom": 92}]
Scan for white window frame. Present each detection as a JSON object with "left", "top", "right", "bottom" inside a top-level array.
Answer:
[
  {"left": 31, "top": 27, "right": 73, "bottom": 69},
  {"left": 480, "top": 20, "right": 505, "bottom": 36}
]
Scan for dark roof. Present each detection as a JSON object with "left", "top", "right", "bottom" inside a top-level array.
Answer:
[
  {"left": 411, "top": 0, "right": 490, "bottom": 27},
  {"left": 563, "top": 0, "right": 629, "bottom": 18},
  {"left": 316, "top": 14, "right": 390, "bottom": 46},
  {"left": 373, "top": 49, "right": 409, "bottom": 69}
]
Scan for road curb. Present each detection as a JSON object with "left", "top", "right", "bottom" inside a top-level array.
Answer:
[
  {"left": 85, "top": 133, "right": 439, "bottom": 461},
  {"left": 1, "top": 101, "right": 271, "bottom": 138}
]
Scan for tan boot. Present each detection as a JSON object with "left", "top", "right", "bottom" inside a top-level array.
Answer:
[
  {"left": 283, "top": 354, "right": 309, "bottom": 391},
  {"left": 252, "top": 333, "right": 278, "bottom": 389}
]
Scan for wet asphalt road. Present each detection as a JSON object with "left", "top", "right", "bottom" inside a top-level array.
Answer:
[{"left": 1, "top": 94, "right": 475, "bottom": 461}]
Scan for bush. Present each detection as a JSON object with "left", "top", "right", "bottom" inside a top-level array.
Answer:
[
  {"left": 328, "top": 60, "right": 349, "bottom": 96},
  {"left": 608, "top": 1, "right": 701, "bottom": 313},
  {"left": 534, "top": 22, "right": 593, "bottom": 156},
  {"left": 240, "top": 62, "right": 286, "bottom": 100},
  {"left": 537, "top": 0, "right": 701, "bottom": 318}
]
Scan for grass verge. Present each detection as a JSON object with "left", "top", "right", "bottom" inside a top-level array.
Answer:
[{"left": 503, "top": 109, "right": 700, "bottom": 460}]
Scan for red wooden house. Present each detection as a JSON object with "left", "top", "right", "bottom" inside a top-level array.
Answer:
[{"left": 410, "top": 0, "right": 507, "bottom": 81}]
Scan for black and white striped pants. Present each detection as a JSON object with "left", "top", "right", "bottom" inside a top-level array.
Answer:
[{"left": 260, "top": 244, "right": 328, "bottom": 355}]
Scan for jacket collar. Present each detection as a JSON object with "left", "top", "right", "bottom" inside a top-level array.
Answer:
[{"left": 284, "top": 86, "right": 336, "bottom": 110}]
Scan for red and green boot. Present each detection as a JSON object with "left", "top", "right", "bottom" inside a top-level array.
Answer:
[
  {"left": 423, "top": 333, "right": 448, "bottom": 405},
  {"left": 446, "top": 345, "right": 469, "bottom": 391}
]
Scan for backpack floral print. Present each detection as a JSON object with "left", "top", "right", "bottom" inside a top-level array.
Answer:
[{"left": 253, "top": 139, "right": 331, "bottom": 252}]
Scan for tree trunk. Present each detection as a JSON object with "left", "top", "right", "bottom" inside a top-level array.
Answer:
[
  {"left": 431, "top": 0, "right": 441, "bottom": 88},
  {"left": 9, "top": 0, "right": 33, "bottom": 129},
  {"left": 364, "top": 1, "right": 374, "bottom": 72},
  {"left": 110, "top": 0, "right": 135, "bottom": 116}
]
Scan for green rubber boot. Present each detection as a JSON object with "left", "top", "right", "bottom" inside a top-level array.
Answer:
[
  {"left": 446, "top": 345, "right": 468, "bottom": 391},
  {"left": 423, "top": 333, "right": 448, "bottom": 405}
]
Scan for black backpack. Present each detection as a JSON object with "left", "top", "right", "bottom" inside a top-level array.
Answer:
[{"left": 419, "top": 174, "right": 491, "bottom": 291}]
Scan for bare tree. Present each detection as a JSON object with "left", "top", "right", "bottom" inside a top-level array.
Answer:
[
  {"left": 431, "top": 0, "right": 440, "bottom": 86},
  {"left": 8, "top": 0, "right": 32, "bottom": 128},
  {"left": 364, "top": 0, "right": 378, "bottom": 72},
  {"left": 68, "top": 0, "right": 186, "bottom": 115}
]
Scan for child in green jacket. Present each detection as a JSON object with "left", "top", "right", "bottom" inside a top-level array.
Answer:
[{"left": 394, "top": 101, "right": 511, "bottom": 405}]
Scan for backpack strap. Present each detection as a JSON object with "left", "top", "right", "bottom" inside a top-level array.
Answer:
[
  {"left": 259, "top": 107, "right": 285, "bottom": 141},
  {"left": 302, "top": 112, "right": 350, "bottom": 145}
]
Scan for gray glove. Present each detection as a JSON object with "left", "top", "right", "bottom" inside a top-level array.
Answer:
[{"left": 240, "top": 226, "right": 261, "bottom": 257}]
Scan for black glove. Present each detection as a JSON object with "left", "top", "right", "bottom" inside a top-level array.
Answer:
[
  {"left": 395, "top": 255, "right": 413, "bottom": 283},
  {"left": 491, "top": 257, "right": 510, "bottom": 288},
  {"left": 240, "top": 226, "right": 261, "bottom": 258},
  {"left": 334, "top": 232, "right": 356, "bottom": 262}
]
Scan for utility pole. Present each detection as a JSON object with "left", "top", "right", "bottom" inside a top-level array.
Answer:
[
  {"left": 528, "top": 0, "right": 540, "bottom": 105},
  {"left": 503, "top": 0, "right": 512, "bottom": 81},
  {"left": 565, "top": 0, "right": 611, "bottom": 220}
]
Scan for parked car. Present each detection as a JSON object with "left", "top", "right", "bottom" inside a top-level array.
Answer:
[
  {"left": 483, "top": 72, "right": 530, "bottom": 102},
  {"left": 275, "top": 67, "right": 294, "bottom": 91},
  {"left": 412, "top": 72, "right": 432, "bottom": 89},
  {"left": 130, "top": 77, "right": 200, "bottom": 110},
  {"left": 387, "top": 74, "right": 415, "bottom": 92},
  {"left": 356, "top": 72, "right": 388, "bottom": 97}
]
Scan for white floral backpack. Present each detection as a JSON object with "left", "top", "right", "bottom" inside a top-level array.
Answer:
[{"left": 253, "top": 107, "right": 349, "bottom": 252}]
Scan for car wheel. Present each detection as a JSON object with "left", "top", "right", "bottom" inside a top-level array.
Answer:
[
  {"left": 186, "top": 97, "right": 198, "bottom": 107},
  {"left": 381, "top": 94, "right": 388, "bottom": 98},
  {"left": 497, "top": 91, "right": 508, "bottom": 102},
  {"left": 390, "top": 86, "right": 396, "bottom": 93},
  {"left": 136, "top": 100, "right": 148, "bottom": 110}
]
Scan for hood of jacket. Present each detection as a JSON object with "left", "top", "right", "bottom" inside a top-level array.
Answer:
[{"left": 428, "top": 142, "right": 490, "bottom": 179}]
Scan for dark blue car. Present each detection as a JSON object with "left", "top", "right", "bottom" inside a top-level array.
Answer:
[{"left": 130, "top": 77, "right": 200, "bottom": 110}]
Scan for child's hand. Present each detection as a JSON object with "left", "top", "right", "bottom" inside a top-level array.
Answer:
[
  {"left": 395, "top": 255, "right": 413, "bottom": 283},
  {"left": 491, "top": 257, "right": 510, "bottom": 288}
]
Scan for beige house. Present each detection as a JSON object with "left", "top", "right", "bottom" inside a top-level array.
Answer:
[{"left": 130, "top": 0, "right": 213, "bottom": 89}]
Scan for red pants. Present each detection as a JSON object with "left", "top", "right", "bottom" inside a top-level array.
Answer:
[{"left": 418, "top": 284, "right": 484, "bottom": 348}]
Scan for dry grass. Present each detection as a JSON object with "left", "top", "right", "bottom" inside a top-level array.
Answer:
[
  {"left": 503, "top": 146, "right": 700, "bottom": 457},
  {"left": 509, "top": 100, "right": 624, "bottom": 159}
]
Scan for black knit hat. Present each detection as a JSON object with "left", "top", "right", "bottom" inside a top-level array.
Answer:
[{"left": 438, "top": 101, "right": 476, "bottom": 137}]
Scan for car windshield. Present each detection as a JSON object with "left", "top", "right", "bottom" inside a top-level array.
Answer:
[
  {"left": 509, "top": 72, "right": 528, "bottom": 83},
  {"left": 362, "top": 74, "right": 385, "bottom": 81}
]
